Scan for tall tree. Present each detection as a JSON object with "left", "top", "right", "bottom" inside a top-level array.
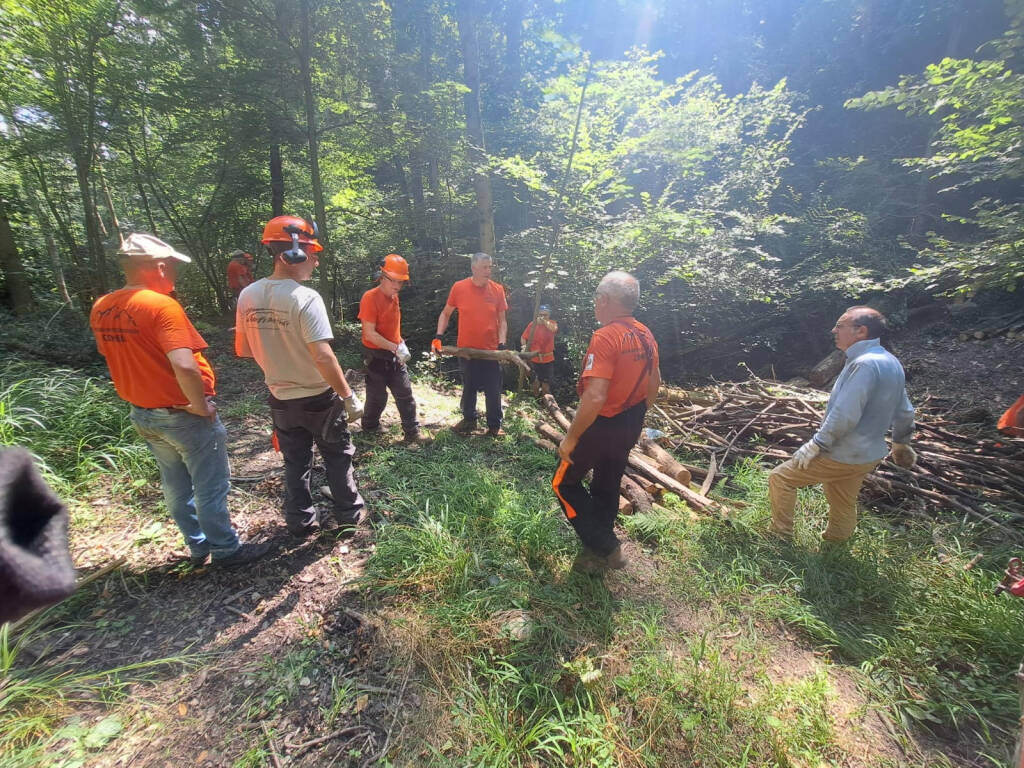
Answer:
[{"left": 455, "top": 0, "right": 496, "bottom": 256}]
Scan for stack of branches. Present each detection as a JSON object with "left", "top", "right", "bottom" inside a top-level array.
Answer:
[
  {"left": 958, "top": 309, "right": 1024, "bottom": 342},
  {"left": 530, "top": 394, "right": 731, "bottom": 520},
  {"left": 649, "top": 380, "right": 1024, "bottom": 537}
]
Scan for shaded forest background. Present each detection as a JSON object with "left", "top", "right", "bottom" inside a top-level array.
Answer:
[{"left": 1, "top": 0, "right": 1021, "bottom": 381}]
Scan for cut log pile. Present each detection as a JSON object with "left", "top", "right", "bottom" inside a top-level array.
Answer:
[
  {"left": 530, "top": 379, "right": 1024, "bottom": 537},
  {"left": 958, "top": 309, "right": 1024, "bottom": 341},
  {"left": 532, "top": 394, "right": 728, "bottom": 520},
  {"left": 647, "top": 380, "right": 1024, "bottom": 536}
]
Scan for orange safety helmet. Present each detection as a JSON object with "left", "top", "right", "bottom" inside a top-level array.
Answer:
[
  {"left": 261, "top": 216, "right": 323, "bottom": 253},
  {"left": 381, "top": 253, "right": 410, "bottom": 281}
]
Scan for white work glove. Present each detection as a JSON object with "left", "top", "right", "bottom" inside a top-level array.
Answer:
[
  {"left": 395, "top": 341, "right": 411, "bottom": 364},
  {"left": 791, "top": 440, "right": 821, "bottom": 470},
  {"left": 891, "top": 443, "right": 917, "bottom": 468},
  {"left": 343, "top": 393, "right": 363, "bottom": 423}
]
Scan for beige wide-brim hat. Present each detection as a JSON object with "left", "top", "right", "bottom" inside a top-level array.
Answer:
[{"left": 119, "top": 233, "right": 191, "bottom": 263}]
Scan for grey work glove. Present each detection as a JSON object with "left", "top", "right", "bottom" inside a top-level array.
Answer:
[
  {"left": 891, "top": 443, "right": 917, "bottom": 468},
  {"left": 395, "top": 341, "right": 411, "bottom": 364},
  {"left": 0, "top": 448, "right": 76, "bottom": 623},
  {"left": 343, "top": 393, "right": 364, "bottom": 423},
  {"left": 791, "top": 440, "right": 821, "bottom": 471}
]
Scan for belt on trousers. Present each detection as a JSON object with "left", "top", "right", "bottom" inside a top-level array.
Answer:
[{"left": 134, "top": 405, "right": 191, "bottom": 415}]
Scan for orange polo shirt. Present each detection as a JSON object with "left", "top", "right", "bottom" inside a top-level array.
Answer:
[
  {"left": 90, "top": 288, "right": 215, "bottom": 408},
  {"left": 358, "top": 285, "right": 401, "bottom": 348},
  {"left": 577, "top": 317, "right": 659, "bottom": 418},
  {"left": 446, "top": 278, "right": 508, "bottom": 350}
]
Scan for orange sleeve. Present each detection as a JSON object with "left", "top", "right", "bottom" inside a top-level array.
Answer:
[
  {"left": 446, "top": 282, "right": 461, "bottom": 308},
  {"left": 153, "top": 301, "right": 205, "bottom": 353},
  {"left": 520, "top": 322, "right": 532, "bottom": 341},
  {"left": 581, "top": 330, "right": 616, "bottom": 381},
  {"left": 357, "top": 291, "right": 377, "bottom": 323},
  {"left": 496, "top": 284, "right": 508, "bottom": 311}
]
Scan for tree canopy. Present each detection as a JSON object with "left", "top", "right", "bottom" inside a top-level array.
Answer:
[{"left": 0, "top": 0, "right": 1019, "bottom": 377}]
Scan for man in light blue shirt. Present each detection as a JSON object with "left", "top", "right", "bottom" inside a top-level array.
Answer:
[{"left": 769, "top": 307, "right": 916, "bottom": 543}]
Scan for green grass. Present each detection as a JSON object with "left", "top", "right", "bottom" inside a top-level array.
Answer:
[
  {"left": 0, "top": 360, "right": 153, "bottom": 494},
  {"left": 363, "top": 408, "right": 1020, "bottom": 766}
]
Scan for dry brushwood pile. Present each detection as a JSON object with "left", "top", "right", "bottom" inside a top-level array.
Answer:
[{"left": 533, "top": 380, "right": 1024, "bottom": 537}]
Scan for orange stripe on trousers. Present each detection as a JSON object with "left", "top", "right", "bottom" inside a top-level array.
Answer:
[{"left": 552, "top": 460, "right": 577, "bottom": 519}]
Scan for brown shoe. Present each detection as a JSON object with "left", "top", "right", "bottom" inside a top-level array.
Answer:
[
  {"left": 403, "top": 429, "right": 433, "bottom": 445},
  {"left": 486, "top": 427, "right": 506, "bottom": 438},
  {"left": 451, "top": 419, "right": 476, "bottom": 435},
  {"left": 606, "top": 545, "right": 628, "bottom": 570},
  {"left": 571, "top": 548, "right": 608, "bottom": 575}
]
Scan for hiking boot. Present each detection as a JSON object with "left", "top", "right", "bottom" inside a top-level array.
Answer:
[
  {"left": 606, "top": 545, "right": 628, "bottom": 570},
  {"left": 571, "top": 548, "right": 609, "bottom": 575},
  {"left": 212, "top": 541, "right": 272, "bottom": 568},
  {"left": 333, "top": 506, "right": 369, "bottom": 534},
  {"left": 403, "top": 429, "right": 433, "bottom": 446},
  {"left": 451, "top": 419, "right": 477, "bottom": 435},
  {"left": 287, "top": 521, "right": 321, "bottom": 538},
  {"left": 189, "top": 552, "right": 210, "bottom": 566},
  {"left": 485, "top": 427, "right": 506, "bottom": 438}
]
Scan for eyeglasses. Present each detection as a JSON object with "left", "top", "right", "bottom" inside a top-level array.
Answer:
[{"left": 833, "top": 322, "right": 859, "bottom": 330}]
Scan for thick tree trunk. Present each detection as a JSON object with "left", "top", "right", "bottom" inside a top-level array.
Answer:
[
  {"left": 73, "top": 161, "right": 107, "bottom": 297},
  {"left": 0, "top": 197, "right": 36, "bottom": 315},
  {"left": 455, "top": 0, "right": 496, "bottom": 257},
  {"left": 299, "top": 0, "right": 329, "bottom": 297},
  {"left": 24, "top": 189, "right": 73, "bottom": 307}
]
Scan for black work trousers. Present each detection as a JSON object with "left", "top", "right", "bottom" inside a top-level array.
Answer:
[
  {"left": 362, "top": 348, "right": 419, "bottom": 435},
  {"left": 269, "top": 389, "right": 364, "bottom": 532},
  {"left": 459, "top": 358, "right": 503, "bottom": 430},
  {"left": 552, "top": 401, "right": 647, "bottom": 556}
]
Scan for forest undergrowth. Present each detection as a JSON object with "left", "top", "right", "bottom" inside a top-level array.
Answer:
[{"left": 0, "top": 352, "right": 1020, "bottom": 767}]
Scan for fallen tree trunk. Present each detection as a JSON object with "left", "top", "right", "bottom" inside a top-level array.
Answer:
[
  {"left": 637, "top": 434, "right": 691, "bottom": 485},
  {"left": 541, "top": 394, "right": 573, "bottom": 432},
  {"left": 627, "top": 455, "right": 727, "bottom": 518}
]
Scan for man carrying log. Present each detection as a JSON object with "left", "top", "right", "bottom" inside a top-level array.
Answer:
[
  {"left": 235, "top": 216, "right": 367, "bottom": 537},
  {"left": 91, "top": 234, "right": 269, "bottom": 567},
  {"left": 432, "top": 252, "right": 509, "bottom": 437},
  {"left": 553, "top": 271, "right": 661, "bottom": 573},
  {"left": 769, "top": 307, "right": 916, "bottom": 544},
  {"left": 521, "top": 305, "right": 558, "bottom": 396}
]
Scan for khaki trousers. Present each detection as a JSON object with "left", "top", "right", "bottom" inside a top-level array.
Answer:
[{"left": 768, "top": 455, "right": 880, "bottom": 542}]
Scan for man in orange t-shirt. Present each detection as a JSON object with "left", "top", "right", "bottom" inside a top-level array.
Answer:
[
  {"left": 90, "top": 234, "right": 268, "bottom": 568},
  {"left": 552, "top": 271, "right": 660, "bottom": 573},
  {"left": 521, "top": 305, "right": 558, "bottom": 395},
  {"left": 432, "top": 253, "right": 508, "bottom": 436},
  {"left": 226, "top": 250, "right": 255, "bottom": 299},
  {"left": 358, "top": 254, "right": 424, "bottom": 442}
]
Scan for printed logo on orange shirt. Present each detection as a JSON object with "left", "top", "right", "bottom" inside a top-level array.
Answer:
[{"left": 585, "top": 353, "right": 594, "bottom": 371}]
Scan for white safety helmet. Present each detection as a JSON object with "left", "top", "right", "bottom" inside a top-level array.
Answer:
[{"left": 118, "top": 233, "right": 191, "bottom": 263}]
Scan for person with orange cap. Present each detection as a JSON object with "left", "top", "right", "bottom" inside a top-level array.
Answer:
[
  {"left": 235, "top": 216, "right": 367, "bottom": 537},
  {"left": 91, "top": 234, "right": 269, "bottom": 567},
  {"left": 358, "top": 254, "right": 426, "bottom": 443},
  {"left": 226, "top": 249, "right": 255, "bottom": 300}
]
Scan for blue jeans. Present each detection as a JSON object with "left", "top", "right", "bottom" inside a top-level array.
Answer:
[{"left": 130, "top": 407, "right": 239, "bottom": 559}]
